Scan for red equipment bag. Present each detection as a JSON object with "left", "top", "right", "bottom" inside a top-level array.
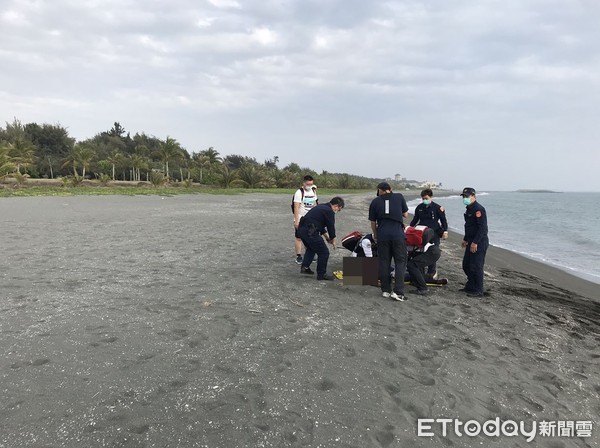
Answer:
[{"left": 405, "top": 225, "right": 429, "bottom": 247}]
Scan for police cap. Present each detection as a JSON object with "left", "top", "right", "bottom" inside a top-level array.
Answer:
[{"left": 461, "top": 187, "right": 476, "bottom": 197}]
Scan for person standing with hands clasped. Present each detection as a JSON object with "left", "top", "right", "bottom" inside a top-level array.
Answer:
[
  {"left": 369, "top": 182, "right": 409, "bottom": 301},
  {"left": 410, "top": 188, "right": 448, "bottom": 279},
  {"left": 293, "top": 175, "right": 318, "bottom": 264},
  {"left": 298, "top": 197, "right": 345, "bottom": 281},
  {"left": 460, "top": 187, "right": 489, "bottom": 298}
]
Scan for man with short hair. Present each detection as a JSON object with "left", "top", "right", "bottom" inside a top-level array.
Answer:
[
  {"left": 297, "top": 197, "right": 344, "bottom": 281},
  {"left": 460, "top": 187, "right": 489, "bottom": 297},
  {"left": 293, "top": 175, "right": 318, "bottom": 264},
  {"left": 369, "top": 182, "right": 409, "bottom": 301},
  {"left": 410, "top": 188, "right": 448, "bottom": 278}
]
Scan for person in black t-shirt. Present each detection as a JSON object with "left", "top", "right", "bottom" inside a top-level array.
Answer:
[{"left": 368, "top": 182, "right": 408, "bottom": 301}]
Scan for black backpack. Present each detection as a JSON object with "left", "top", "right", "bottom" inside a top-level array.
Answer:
[{"left": 291, "top": 187, "right": 317, "bottom": 213}]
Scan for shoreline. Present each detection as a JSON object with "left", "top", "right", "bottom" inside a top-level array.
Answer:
[
  {"left": 402, "top": 190, "right": 600, "bottom": 291},
  {"left": 444, "top": 230, "right": 599, "bottom": 303}
]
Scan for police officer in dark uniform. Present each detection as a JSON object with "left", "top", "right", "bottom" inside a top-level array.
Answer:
[
  {"left": 461, "top": 187, "right": 488, "bottom": 297},
  {"left": 410, "top": 188, "right": 448, "bottom": 277},
  {"left": 298, "top": 197, "right": 345, "bottom": 281},
  {"left": 406, "top": 228, "right": 441, "bottom": 295},
  {"left": 369, "top": 182, "right": 409, "bottom": 301}
]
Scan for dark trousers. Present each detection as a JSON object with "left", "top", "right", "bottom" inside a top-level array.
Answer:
[
  {"left": 462, "top": 238, "right": 488, "bottom": 293},
  {"left": 427, "top": 234, "right": 441, "bottom": 274},
  {"left": 378, "top": 239, "right": 406, "bottom": 294},
  {"left": 408, "top": 246, "right": 441, "bottom": 290},
  {"left": 299, "top": 231, "right": 330, "bottom": 279}
]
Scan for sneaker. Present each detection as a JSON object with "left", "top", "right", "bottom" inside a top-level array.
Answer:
[
  {"left": 295, "top": 255, "right": 303, "bottom": 265},
  {"left": 382, "top": 292, "right": 391, "bottom": 298},
  {"left": 300, "top": 266, "right": 314, "bottom": 275},
  {"left": 317, "top": 274, "right": 334, "bottom": 281},
  {"left": 390, "top": 292, "right": 406, "bottom": 301},
  {"left": 432, "top": 272, "right": 438, "bottom": 280}
]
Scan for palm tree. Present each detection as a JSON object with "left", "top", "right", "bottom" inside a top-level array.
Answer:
[
  {"left": 76, "top": 146, "right": 95, "bottom": 179},
  {"left": 62, "top": 148, "right": 80, "bottom": 176},
  {"left": 106, "top": 150, "right": 124, "bottom": 180},
  {"left": 0, "top": 145, "right": 16, "bottom": 179},
  {"left": 193, "top": 154, "right": 211, "bottom": 183},
  {"left": 237, "top": 163, "right": 265, "bottom": 188},
  {"left": 216, "top": 163, "right": 237, "bottom": 188},
  {"left": 336, "top": 173, "right": 353, "bottom": 189},
  {"left": 155, "top": 136, "right": 184, "bottom": 179},
  {"left": 129, "top": 154, "right": 148, "bottom": 181},
  {"left": 200, "top": 147, "right": 221, "bottom": 165},
  {"left": 7, "top": 138, "right": 36, "bottom": 173},
  {"left": 273, "top": 169, "right": 296, "bottom": 188},
  {"left": 62, "top": 145, "right": 96, "bottom": 177},
  {"left": 317, "top": 170, "right": 333, "bottom": 188}
]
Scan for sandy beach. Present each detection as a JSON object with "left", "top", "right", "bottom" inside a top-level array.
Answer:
[{"left": 1, "top": 192, "right": 598, "bottom": 448}]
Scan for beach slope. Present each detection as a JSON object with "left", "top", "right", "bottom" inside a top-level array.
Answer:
[{"left": 0, "top": 193, "right": 598, "bottom": 447}]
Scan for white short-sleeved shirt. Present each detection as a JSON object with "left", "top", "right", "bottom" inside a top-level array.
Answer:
[{"left": 293, "top": 187, "right": 318, "bottom": 218}]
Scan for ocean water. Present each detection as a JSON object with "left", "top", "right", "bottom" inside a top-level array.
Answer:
[{"left": 407, "top": 191, "right": 600, "bottom": 285}]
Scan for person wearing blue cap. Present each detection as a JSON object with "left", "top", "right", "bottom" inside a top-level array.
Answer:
[{"left": 460, "top": 187, "right": 488, "bottom": 297}]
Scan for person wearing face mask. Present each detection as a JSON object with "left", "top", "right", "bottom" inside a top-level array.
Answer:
[
  {"left": 292, "top": 175, "right": 318, "bottom": 264},
  {"left": 409, "top": 188, "right": 448, "bottom": 279},
  {"left": 460, "top": 187, "right": 489, "bottom": 298},
  {"left": 297, "top": 196, "right": 345, "bottom": 281},
  {"left": 368, "top": 182, "right": 409, "bottom": 301}
]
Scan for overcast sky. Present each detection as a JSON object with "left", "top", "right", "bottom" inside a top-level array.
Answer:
[{"left": 2, "top": 0, "right": 599, "bottom": 191}]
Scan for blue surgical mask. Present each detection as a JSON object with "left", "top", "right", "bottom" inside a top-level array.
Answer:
[
  {"left": 463, "top": 197, "right": 471, "bottom": 206},
  {"left": 422, "top": 199, "right": 431, "bottom": 205}
]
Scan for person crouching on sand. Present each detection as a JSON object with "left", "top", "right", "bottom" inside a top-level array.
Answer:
[{"left": 297, "top": 197, "right": 345, "bottom": 281}]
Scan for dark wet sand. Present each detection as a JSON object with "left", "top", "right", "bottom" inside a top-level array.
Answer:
[{"left": 1, "top": 193, "right": 598, "bottom": 448}]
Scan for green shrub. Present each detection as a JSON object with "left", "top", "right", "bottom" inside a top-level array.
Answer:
[
  {"left": 149, "top": 171, "right": 166, "bottom": 187},
  {"left": 99, "top": 173, "right": 111, "bottom": 186}
]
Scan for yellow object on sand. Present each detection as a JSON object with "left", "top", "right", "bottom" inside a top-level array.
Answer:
[{"left": 333, "top": 271, "right": 343, "bottom": 279}]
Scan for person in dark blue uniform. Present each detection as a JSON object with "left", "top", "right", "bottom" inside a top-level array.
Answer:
[
  {"left": 409, "top": 188, "right": 448, "bottom": 278},
  {"left": 460, "top": 187, "right": 488, "bottom": 297},
  {"left": 298, "top": 197, "right": 345, "bottom": 281},
  {"left": 369, "top": 182, "right": 409, "bottom": 301},
  {"left": 406, "top": 227, "right": 441, "bottom": 296}
]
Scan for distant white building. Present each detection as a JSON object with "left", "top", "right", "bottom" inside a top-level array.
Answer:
[
  {"left": 394, "top": 173, "right": 402, "bottom": 182},
  {"left": 420, "top": 181, "right": 441, "bottom": 189}
]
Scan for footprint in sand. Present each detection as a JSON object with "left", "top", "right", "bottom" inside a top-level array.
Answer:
[
  {"left": 343, "top": 347, "right": 357, "bottom": 357},
  {"left": 316, "top": 378, "right": 336, "bottom": 391},
  {"left": 276, "top": 360, "right": 293, "bottom": 373},
  {"left": 89, "top": 335, "right": 119, "bottom": 347},
  {"left": 378, "top": 340, "right": 397, "bottom": 352},
  {"left": 382, "top": 357, "right": 397, "bottom": 368},
  {"left": 11, "top": 358, "right": 51, "bottom": 369},
  {"left": 127, "top": 424, "right": 150, "bottom": 435},
  {"left": 373, "top": 425, "right": 395, "bottom": 448}
]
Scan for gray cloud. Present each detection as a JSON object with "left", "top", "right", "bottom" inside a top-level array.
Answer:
[{"left": 1, "top": 0, "right": 599, "bottom": 190}]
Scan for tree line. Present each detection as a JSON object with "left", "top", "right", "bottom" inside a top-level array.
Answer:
[{"left": 0, "top": 119, "right": 389, "bottom": 189}]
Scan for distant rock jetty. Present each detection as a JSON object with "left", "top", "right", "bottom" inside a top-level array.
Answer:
[{"left": 516, "top": 189, "right": 561, "bottom": 193}]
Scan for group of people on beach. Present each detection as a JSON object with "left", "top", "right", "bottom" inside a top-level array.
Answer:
[{"left": 292, "top": 175, "right": 489, "bottom": 300}]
